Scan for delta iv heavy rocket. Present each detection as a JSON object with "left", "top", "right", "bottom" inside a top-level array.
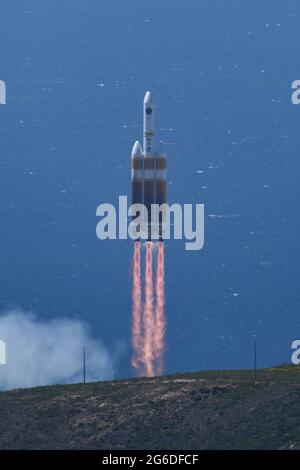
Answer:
[{"left": 131, "top": 91, "right": 167, "bottom": 240}]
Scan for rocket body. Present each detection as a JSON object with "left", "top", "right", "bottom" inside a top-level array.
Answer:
[
  {"left": 131, "top": 91, "right": 167, "bottom": 241},
  {"left": 143, "top": 91, "right": 155, "bottom": 156},
  {"left": 131, "top": 141, "right": 143, "bottom": 207}
]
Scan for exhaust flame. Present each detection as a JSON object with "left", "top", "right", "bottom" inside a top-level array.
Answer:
[
  {"left": 131, "top": 241, "right": 166, "bottom": 377},
  {"left": 154, "top": 242, "right": 166, "bottom": 375},
  {"left": 143, "top": 242, "right": 155, "bottom": 376},
  {"left": 131, "top": 242, "right": 143, "bottom": 372}
]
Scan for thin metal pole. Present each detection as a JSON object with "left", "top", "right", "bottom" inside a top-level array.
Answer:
[
  {"left": 83, "top": 345, "right": 86, "bottom": 385},
  {"left": 254, "top": 338, "right": 257, "bottom": 384}
]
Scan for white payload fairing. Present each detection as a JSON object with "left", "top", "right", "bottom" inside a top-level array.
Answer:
[{"left": 131, "top": 91, "right": 167, "bottom": 241}]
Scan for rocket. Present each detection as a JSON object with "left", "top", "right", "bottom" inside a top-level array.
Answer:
[{"left": 131, "top": 91, "right": 167, "bottom": 241}]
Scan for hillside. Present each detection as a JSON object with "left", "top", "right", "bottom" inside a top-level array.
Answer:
[{"left": 0, "top": 365, "right": 299, "bottom": 450}]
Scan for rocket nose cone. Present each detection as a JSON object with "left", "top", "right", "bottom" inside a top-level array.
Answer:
[
  {"left": 131, "top": 140, "right": 143, "bottom": 158},
  {"left": 144, "top": 90, "right": 152, "bottom": 105}
]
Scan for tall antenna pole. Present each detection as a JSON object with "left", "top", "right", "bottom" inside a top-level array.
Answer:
[
  {"left": 83, "top": 345, "right": 86, "bottom": 385},
  {"left": 254, "top": 337, "right": 257, "bottom": 384}
]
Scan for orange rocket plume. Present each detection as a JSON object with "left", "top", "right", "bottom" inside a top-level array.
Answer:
[
  {"left": 131, "top": 242, "right": 143, "bottom": 372},
  {"left": 143, "top": 242, "right": 155, "bottom": 377},
  {"left": 131, "top": 241, "right": 166, "bottom": 378},
  {"left": 154, "top": 241, "right": 166, "bottom": 375}
]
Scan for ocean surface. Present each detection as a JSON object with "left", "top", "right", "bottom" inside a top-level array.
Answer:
[{"left": 0, "top": 0, "right": 299, "bottom": 381}]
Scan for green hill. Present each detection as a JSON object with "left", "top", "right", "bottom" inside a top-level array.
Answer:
[{"left": 0, "top": 364, "right": 299, "bottom": 450}]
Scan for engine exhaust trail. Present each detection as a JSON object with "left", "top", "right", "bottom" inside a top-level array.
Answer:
[
  {"left": 131, "top": 241, "right": 143, "bottom": 373},
  {"left": 144, "top": 242, "right": 155, "bottom": 377},
  {"left": 131, "top": 242, "right": 166, "bottom": 378},
  {"left": 154, "top": 241, "right": 166, "bottom": 375}
]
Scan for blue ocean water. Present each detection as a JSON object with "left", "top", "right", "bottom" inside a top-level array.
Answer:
[{"left": 0, "top": 0, "right": 299, "bottom": 378}]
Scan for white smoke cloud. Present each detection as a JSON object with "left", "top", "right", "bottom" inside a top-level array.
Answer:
[{"left": 0, "top": 309, "right": 118, "bottom": 390}]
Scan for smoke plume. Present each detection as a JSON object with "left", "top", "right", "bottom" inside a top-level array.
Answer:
[{"left": 0, "top": 309, "right": 116, "bottom": 390}]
